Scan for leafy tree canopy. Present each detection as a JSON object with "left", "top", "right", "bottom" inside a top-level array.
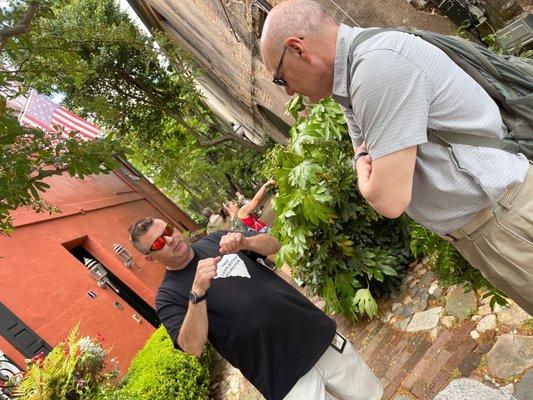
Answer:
[
  {"left": 1, "top": 0, "right": 271, "bottom": 231},
  {"left": 1, "top": 0, "right": 122, "bottom": 234}
]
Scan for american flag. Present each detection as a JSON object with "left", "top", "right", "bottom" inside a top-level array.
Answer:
[{"left": 19, "top": 90, "right": 101, "bottom": 141}]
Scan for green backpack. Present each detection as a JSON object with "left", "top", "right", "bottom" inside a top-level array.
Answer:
[{"left": 351, "top": 28, "right": 533, "bottom": 160}]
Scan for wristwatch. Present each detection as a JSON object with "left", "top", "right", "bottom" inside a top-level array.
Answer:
[
  {"left": 352, "top": 151, "right": 369, "bottom": 169},
  {"left": 189, "top": 290, "right": 207, "bottom": 304}
]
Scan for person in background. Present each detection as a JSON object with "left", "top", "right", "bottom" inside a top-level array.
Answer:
[
  {"left": 235, "top": 178, "right": 275, "bottom": 232},
  {"left": 201, "top": 207, "right": 232, "bottom": 234},
  {"left": 128, "top": 217, "right": 383, "bottom": 400},
  {"left": 236, "top": 190, "right": 251, "bottom": 206}
]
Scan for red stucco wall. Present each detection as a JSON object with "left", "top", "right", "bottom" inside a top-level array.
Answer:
[{"left": 0, "top": 163, "right": 196, "bottom": 373}]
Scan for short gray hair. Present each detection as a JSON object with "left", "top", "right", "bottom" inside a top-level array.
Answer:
[
  {"left": 261, "top": 0, "right": 335, "bottom": 57},
  {"left": 128, "top": 217, "right": 154, "bottom": 254}
]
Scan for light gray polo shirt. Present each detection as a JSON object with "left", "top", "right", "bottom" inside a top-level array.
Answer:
[{"left": 332, "top": 24, "right": 529, "bottom": 235}]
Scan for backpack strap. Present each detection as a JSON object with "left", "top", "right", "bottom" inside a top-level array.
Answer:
[
  {"left": 349, "top": 28, "right": 393, "bottom": 51},
  {"left": 348, "top": 28, "right": 508, "bottom": 219},
  {"left": 351, "top": 29, "right": 514, "bottom": 112},
  {"left": 427, "top": 129, "right": 504, "bottom": 219},
  {"left": 427, "top": 130, "right": 521, "bottom": 153}
]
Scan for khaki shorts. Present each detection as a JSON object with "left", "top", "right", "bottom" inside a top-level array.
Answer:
[
  {"left": 283, "top": 333, "right": 383, "bottom": 400},
  {"left": 448, "top": 163, "right": 533, "bottom": 315}
]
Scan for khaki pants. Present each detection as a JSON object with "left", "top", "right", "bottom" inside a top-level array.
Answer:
[
  {"left": 447, "top": 163, "right": 533, "bottom": 315},
  {"left": 283, "top": 335, "right": 383, "bottom": 400}
]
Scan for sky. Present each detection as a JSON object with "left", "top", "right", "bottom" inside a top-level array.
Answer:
[
  {"left": 0, "top": 1, "right": 150, "bottom": 35},
  {"left": 118, "top": 0, "right": 151, "bottom": 35}
]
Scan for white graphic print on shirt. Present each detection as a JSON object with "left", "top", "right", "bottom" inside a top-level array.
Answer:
[{"left": 214, "top": 254, "right": 250, "bottom": 279}]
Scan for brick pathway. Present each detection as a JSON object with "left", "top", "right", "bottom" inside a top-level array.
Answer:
[{"left": 334, "top": 314, "right": 496, "bottom": 399}]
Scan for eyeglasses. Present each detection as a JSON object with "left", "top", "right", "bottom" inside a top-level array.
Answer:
[
  {"left": 272, "top": 37, "right": 304, "bottom": 87},
  {"left": 149, "top": 223, "right": 174, "bottom": 253},
  {"left": 272, "top": 45, "right": 289, "bottom": 87}
]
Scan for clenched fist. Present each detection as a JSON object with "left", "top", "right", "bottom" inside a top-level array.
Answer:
[
  {"left": 192, "top": 256, "right": 220, "bottom": 296},
  {"left": 219, "top": 232, "right": 249, "bottom": 254}
]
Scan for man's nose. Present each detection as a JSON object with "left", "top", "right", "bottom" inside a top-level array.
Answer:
[{"left": 165, "top": 235, "right": 174, "bottom": 245}]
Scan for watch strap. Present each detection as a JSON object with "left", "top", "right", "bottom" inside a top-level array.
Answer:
[{"left": 190, "top": 290, "right": 207, "bottom": 303}]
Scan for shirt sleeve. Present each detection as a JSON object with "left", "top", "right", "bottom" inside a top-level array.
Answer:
[
  {"left": 349, "top": 49, "right": 432, "bottom": 160},
  {"left": 340, "top": 104, "right": 363, "bottom": 149},
  {"left": 157, "top": 291, "right": 188, "bottom": 351}
]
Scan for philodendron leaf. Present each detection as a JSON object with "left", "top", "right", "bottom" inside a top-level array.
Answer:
[
  {"left": 288, "top": 160, "right": 323, "bottom": 189},
  {"left": 353, "top": 288, "right": 378, "bottom": 318}
]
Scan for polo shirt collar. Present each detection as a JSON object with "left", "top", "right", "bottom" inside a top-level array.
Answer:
[{"left": 332, "top": 24, "right": 363, "bottom": 107}]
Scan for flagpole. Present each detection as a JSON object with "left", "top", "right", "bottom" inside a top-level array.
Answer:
[{"left": 18, "top": 89, "right": 35, "bottom": 122}]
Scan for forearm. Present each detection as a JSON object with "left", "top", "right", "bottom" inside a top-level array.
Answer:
[
  {"left": 177, "top": 301, "right": 209, "bottom": 357},
  {"left": 357, "top": 174, "right": 403, "bottom": 218},
  {"left": 244, "top": 233, "right": 280, "bottom": 257},
  {"left": 358, "top": 166, "right": 413, "bottom": 219}
]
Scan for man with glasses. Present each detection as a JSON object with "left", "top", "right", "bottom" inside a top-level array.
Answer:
[
  {"left": 260, "top": 0, "right": 533, "bottom": 315},
  {"left": 128, "top": 217, "right": 382, "bottom": 400}
]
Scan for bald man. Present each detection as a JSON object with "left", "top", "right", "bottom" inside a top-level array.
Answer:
[{"left": 261, "top": 0, "right": 533, "bottom": 315}]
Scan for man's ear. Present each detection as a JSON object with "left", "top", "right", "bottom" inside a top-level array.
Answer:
[{"left": 285, "top": 36, "right": 311, "bottom": 62}]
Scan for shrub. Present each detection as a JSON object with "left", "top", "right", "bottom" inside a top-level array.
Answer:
[
  {"left": 410, "top": 225, "right": 508, "bottom": 307},
  {"left": 14, "top": 327, "right": 118, "bottom": 400},
  {"left": 269, "top": 96, "right": 412, "bottom": 319},
  {"left": 111, "top": 326, "right": 211, "bottom": 400}
]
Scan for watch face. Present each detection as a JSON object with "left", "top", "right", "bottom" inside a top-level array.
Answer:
[{"left": 188, "top": 291, "right": 197, "bottom": 303}]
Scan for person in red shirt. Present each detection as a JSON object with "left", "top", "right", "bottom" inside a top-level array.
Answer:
[{"left": 229, "top": 179, "right": 275, "bottom": 232}]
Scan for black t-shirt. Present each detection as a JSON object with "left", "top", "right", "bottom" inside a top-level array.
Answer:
[{"left": 156, "top": 231, "right": 336, "bottom": 400}]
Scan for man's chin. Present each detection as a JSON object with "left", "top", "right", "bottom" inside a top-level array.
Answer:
[{"left": 307, "top": 94, "right": 326, "bottom": 104}]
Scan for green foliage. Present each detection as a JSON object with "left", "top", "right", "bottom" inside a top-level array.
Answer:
[
  {"left": 410, "top": 224, "right": 508, "bottom": 307},
  {"left": 482, "top": 33, "right": 533, "bottom": 58},
  {"left": 270, "top": 96, "right": 412, "bottom": 319},
  {"left": 0, "top": 0, "right": 123, "bottom": 234},
  {"left": 6, "top": 0, "right": 271, "bottom": 217},
  {"left": 110, "top": 327, "right": 211, "bottom": 400},
  {"left": 14, "top": 327, "right": 118, "bottom": 400},
  {"left": 0, "top": 123, "right": 121, "bottom": 234}
]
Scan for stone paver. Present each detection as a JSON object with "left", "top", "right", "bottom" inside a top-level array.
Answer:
[
  {"left": 477, "top": 314, "right": 497, "bottom": 332},
  {"left": 434, "top": 378, "right": 517, "bottom": 400},
  {"left": 419, "top": 270, "right": 436, "bottom": 286},
  {"left": 514, "top": 368, "right": 533, "bottom": 400},
  {"left": 497, "top": 303, "right": 531, "bottom": 329},
  {"left": 406, "top": 307, "right": 442, "bottom": 332},
  {"left": 487, "top": 335, "right": 533, "bottom": 380},
  {"left": 445, "top": 284, "right": 477, "bottom": 321}
]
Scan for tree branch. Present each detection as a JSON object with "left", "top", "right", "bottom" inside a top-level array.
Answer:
[
  {"left": 30, "top": 166, "right": 69, "bottom": 182},
  {"left": 200, "top": 134, "right": 266, "bottom": 152},
  {"left": 0, "top": 2, "right": 40, "bottom": 51}
]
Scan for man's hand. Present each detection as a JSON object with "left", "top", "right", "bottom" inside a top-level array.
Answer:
[
  {"left": 219, "top": 232, "right": 248, "bottom": 254},
  {"left": 191, "top": 256, "right": 220, "bottom": 297},
  {"left": 355, "top": 142, "right": 372, "bottom": 197},
  {"left": 265, "top": 178, "right": 276, "bottom": 187}
]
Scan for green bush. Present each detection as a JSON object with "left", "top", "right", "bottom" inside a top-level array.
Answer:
[
  {"left": 110, "top": 326, "right": 211, "bottom": 400},
  {"left": 410, "top": 225, "right": 508, "bottom": 307},
  {"left": 269, "top": 96, "right": 412, "bottom": 319}
]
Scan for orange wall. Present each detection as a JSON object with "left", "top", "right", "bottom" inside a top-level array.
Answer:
[{"left": 0, "top": 166, "right": 196, "bottom": 373}]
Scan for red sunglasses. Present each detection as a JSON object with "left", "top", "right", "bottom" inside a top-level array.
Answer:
[{"left": 149, "top": 223, "right": 175, "bottom": 252}]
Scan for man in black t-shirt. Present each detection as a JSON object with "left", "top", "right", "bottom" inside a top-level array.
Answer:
[{"left": 129, "top": 217, "right": 382, "bottom": 400}]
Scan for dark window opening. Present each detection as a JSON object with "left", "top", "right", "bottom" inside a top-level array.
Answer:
[
  {"left": 251, "top": 0, "right": 272, "bottom": 38},
  {"left": 68, "top": 245, "right": 160, "bottom": 328},
  {"left": 0, "top": 302, "right": 52, "bottom": 359}
]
